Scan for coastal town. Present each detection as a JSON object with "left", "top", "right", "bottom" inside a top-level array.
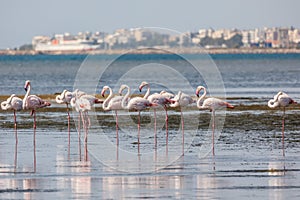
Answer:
[{"left": 3, "top": 26, "right": 300, "bottom": 55}]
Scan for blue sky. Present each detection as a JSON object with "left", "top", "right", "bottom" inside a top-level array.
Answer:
[{"left": 0, "top": 0, "right": 299, "bottom": 49}]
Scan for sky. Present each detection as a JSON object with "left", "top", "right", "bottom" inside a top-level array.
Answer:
[{"left": 0, "top": 0, "right": 299, "bottom": 49}]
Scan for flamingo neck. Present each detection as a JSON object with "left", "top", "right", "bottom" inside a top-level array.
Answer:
[
  {"left": 268, "top": 99, "right": 279, "bottom": 108},
  {"left": 102, "top": 87, "right": 113, "bottom": 110},
  {"left": 121, "top": 85, "right": 130, "bottom": 109},
  {"left": 56, "top": 90, "right": 66, "bottom": 103},
  {"left": 7, "top": 94, "right": 15, "bottom": 104},
  {"left": 196, "top": 87, "right": 207, "bottom": 108},
  {"left": 143, "top": 84, "right": 150, "bottom": 99},
  {"left": 23, "top": 84, "right": 31, "bottom": 109},
  {"left": 170, "top": 91, "right": 181, "bottom": 107},
  {"left": 0, "top": 95, "right": 14, "bottom": 109}
]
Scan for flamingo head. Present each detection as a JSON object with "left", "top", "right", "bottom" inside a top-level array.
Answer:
[
  {"left": 139, "top": 81, "right": 148, "bottom": 92},
  {"left": 24, "top": 80, "right": 31, "bottom": 91},
  {"left": 119, "top": 84, "right": 127, "bottom": 95},
  {"left": 101, "top": 86, "right": 109, "bottom": 97},
  {"left": 195, "top": 86, "right": 206, "bottom": 97}
]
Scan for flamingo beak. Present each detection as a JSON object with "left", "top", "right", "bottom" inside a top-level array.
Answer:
[{"left": 24, "top": 87, "right": 28, "bottom": 92}]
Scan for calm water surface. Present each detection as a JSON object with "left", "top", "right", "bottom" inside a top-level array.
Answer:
[
  {"left": 0, "top": 53, "right": 299, "bottom": 98},
  {"left": 0, "top": 53, "right": 300, "bottom": 199}
]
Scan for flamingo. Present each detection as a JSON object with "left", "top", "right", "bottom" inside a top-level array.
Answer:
[
  {"left": 170, "top": 91, "right": 194, "bottom": 153},
  {"left": 139, "top": 81, "right": 175, "bottom": 145},
  {"left": 160, "top": 90, "right": 175, "bottom": 99},
  {"left": 22, "top": 80, "right": 51, "bottom": 130},
  {"left": 268, "top": 91, "right": 297, "bottom": 156},
  {"left": 1, "top": 94, "right": 23, "bottom": 143},
  {"left": 120, "top": 84, "right": 157, "bottom": 153},
  {"left": 70, "top": 90, "right": 93, "bottom": 144},
  {"left": 101, "top": 85, "right": 126, "bottom": 145},
  {"left": 56, "top": 90, "right": 73, "bottom": 134},
  {"left": 196, "top": 86, "right": 234, "bottom": 156}
]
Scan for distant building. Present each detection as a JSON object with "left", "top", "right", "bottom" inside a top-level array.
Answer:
[{"left": 30, "top": 26, "right": 300, "bottom": 51}]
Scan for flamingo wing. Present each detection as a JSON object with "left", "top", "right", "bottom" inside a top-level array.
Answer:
[
  {"left": 278, "top": 94, "right": 296, "bottom": 107},
  {"left": 203, "top": 97, "right": 234, "bottom": 110},
  {"left": 11, "top": 96, "right": 23, "bottom": 111},
  {"left": 26, "top": 95, "right": 50, "bottom": 109},
  {"left": 128, "top": 97, "right": 152, "bottom": 111},
  {"left": 108, "top": 96, "right": 124, "bottom": 110}
]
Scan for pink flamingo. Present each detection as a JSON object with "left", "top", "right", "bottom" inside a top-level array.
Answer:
[
  {"left": 139, "top": 81, "right": 175, "bottom": 146},
  {"left": 170, "top": 91, "right": 194, "bottom": 153},
  {"left": 120, "top": 84, "right": 157, "bottom": 153},
  {"left": 196, "top": 86, "right": 234, "bottom": 156},
  {"left": 160, "top": 90, "right": 175, "bottom": 99},
  {"left": 22, "top": 80, "right": 51, "bottom": 130},
  {"left": 268, "top": 91, "right": 297, "bottom": 156},
  {"left": 101, "top": 85, "right": 125, "bottom": 145},
  {"left": 1, "top": 94, "right": 23, "bottom": 143},
  {"left": 70, "top": 90, "right": 94, "bottom": 144},
  {"left": 56, "top": 89, "right": 73, "bottom": 134}
]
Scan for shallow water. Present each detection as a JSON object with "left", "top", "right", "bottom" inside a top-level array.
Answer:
[{"left": 0, "top": 104, "right": 300, "bottom": 199}]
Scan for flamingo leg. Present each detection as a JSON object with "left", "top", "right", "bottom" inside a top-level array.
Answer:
[
  {"left": 164, "top": 106, "right": 168, "bottom": 145},
  {"left": 82, "top": 112, "right": 88, "bottom": 144},
  {"left": 78, "top": 114, "right": 81, "bottom": 139},
  {"left": 78, "top": 112, "right": 82, "bottom": 161},
  {"left": 80, "top": 112, "right": 86, "bottom": 142},
  {"left": 282, "top": 107, "right": 285, "bottom": 157},
  {"left": 138, "top": 111, "right": 141, "bottom": 154},
  {"left": 212, "top": 110, "right": 215, "bottom": 156},
  {"left": 14, "top": 137, "right": 18, "bottom": 172},
  {"left": 115, "top": 110, "right": 119, "bottom": 146},
  {"left": 86, "top": 112, "right": 90, "bottom": 143},
  {"left": 84, "top": 141, "right": 88, "bottom": 161},
  {"left": 33, "top": 125, "right": 36, "bottom": 172},
  {"left": 33, "top": 110, "right": 36, "bottom": 130},
  {"left": 13, "top": 110, "right": 18, "bottom": 144},
  {"left": 154, "top": 109, "right": 157, "bottom": 148},
  {"left": 181, "top": 108, "right": 184, "bottom": 155},
  {"left": 66, "top": 103, "right": 70, "bottom": 139}
]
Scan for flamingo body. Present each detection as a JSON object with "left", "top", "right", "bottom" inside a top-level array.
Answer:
[
  {"left": 79, "top": 94, "right": 103, "bottom": 105},
  {"left": 170, "top": 91, "right": 194, "bottom": 108},
  {"left": 101, "top": 86, "right": 124, "bottom": 111},
  {"left": 1, "top": 94, "right": 23, "bottom": 111},
  {"left": 160, "top": 90, "right": 175, "bottom": 99},
  {"left": 196, "top": 86, "right": 234, "bottom": 111},
  {"left": 23, "top": 80, "right": 51, "bottom": 112},
  {"left": 268, "top": 91, "right": 296, "bottom": 108},
  {"left": 56, "top": 90, "right": 73, "bottom": 105}
]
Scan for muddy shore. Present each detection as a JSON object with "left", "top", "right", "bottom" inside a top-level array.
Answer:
[
  {"left": 1, "top": 94, "right": 299, "bottom": 135},
  {"left": 2, "top": 48, "right": 300, "bottom": 55}
]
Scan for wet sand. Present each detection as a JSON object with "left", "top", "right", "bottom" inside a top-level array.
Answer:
[{"left": 0, "top": 95, "right": 300, "bottom": 199}]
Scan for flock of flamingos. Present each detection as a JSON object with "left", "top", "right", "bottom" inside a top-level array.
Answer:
[{"left": 1, "top": 80, "right": 298, "bottom": 156}]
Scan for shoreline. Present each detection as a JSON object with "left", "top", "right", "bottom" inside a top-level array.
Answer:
[{"left": 1, "top": 47, "right": 300, "bottom": 55}]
